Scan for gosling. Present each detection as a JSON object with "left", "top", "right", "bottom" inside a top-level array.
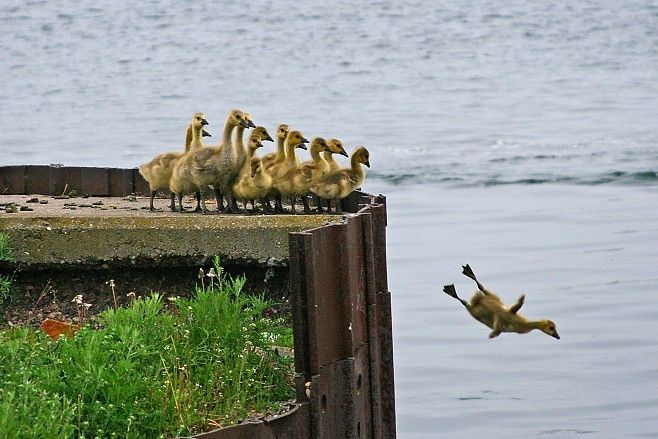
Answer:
[{"left": 443, "top": 264, "right": 560, "bottom": 340}]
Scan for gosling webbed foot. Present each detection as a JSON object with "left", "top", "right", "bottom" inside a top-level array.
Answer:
[{"left": 462, "top": 264, "right": 487, "bottom": 293}]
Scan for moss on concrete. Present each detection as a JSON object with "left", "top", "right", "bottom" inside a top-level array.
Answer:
[{"left": 0, "top": 214, "right": 336, "bottom": 269}]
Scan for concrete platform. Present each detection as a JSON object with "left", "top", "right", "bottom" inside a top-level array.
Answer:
[{"left": 0, "top": 194, "right": 338, "bottom": 269}]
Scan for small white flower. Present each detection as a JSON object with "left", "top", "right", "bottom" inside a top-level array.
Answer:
[{"left": 72, "top": 294, "right": 83, "bottom": 305}]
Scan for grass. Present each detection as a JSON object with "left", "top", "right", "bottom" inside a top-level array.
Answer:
[
  {"left": 0, "top": 232, "right": 13, "bottom": 307},
  {"left": 0, "top": 232, "right": 12, "bottom": 262},
  {"left": 0, "top": 276, "right": 11, "bottom": 306},
  {"left": 0, "top": 258, "right": 294, "bottom": 438}
]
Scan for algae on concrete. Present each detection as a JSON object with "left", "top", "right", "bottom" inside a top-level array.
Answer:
[{"left": 0, "top": 214, "right": 337, "bottom": 269}]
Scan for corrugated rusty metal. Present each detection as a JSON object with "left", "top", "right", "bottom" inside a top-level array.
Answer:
[
  {"left": 133, "top": 168, "right": 150, "bottom": 195},
  {"left": 290, "top": 232, "right": 313, "bottom": 401},
  {"left": 0, "top": 165, "right": 25, "bottom": 194},
  {"left": 0, "top": 165, "right": 137, "bottom": 196},
  {"left": 24, "top": 165, "right": 55, "bottom": 195},
  {"left": 108, "top": 168, "right": 135, "bottom": 196},
  {"left": 290, "top": 196, "right": 395, "bottom": 439},
  {"left": 182, "top": 403, "right": 310, "bottom": 439},
  {"left": 52, "top": 166, "right": 110, "bottom": 196}
]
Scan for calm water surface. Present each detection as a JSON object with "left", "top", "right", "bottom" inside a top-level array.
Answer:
[{"left": 2, "top": 1, "right": 658, "bottom": 437}]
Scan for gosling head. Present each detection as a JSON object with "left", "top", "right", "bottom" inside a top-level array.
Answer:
[
  {"left": 287, "top": 130, "right": 309, "bottom": 150},
  {"left": 247, "top": 136, "right": 264, "bottom": 154},
  {"left": 353, "top": 146, "right": 371, "bottom": 168},
  {"left": 227, "top": 109, "right": 250, "bottom": 128},
  {"left": 249, "top": 157, "right": 262, "bottom": 178},
  {"left": 310, "top": 137, "right": 331, "bottom": 154},
  {"left": 538, "top": 320, "right": 560, "bottom": 339},
  {"left": 243, "top": 112, "right": 257, "bottom": 128},
  {"left": 251, "top": 126, "right": 273, "bottom": 142},
  {"left": 327, "top": 138, "right": 349, "bottom": 157},
  {"left": 192, "top": 112, "right": 209, "bottom": 128},
  {"left": 277, "top": 124, "right": 290, "bottom": 141}
]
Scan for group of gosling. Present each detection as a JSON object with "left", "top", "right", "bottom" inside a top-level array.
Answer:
[{"left": 138, "top": 110, "right": 370, "bottom": 214}]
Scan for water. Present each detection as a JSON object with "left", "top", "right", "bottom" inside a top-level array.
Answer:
[{"left": 2, "top": 1, "right": 658, "bottom": 437}]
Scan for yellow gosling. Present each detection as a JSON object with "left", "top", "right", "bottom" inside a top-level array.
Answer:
[
  {"left": 443, "top": 264, "right": 560, "bottom": 340},
  {"left": 310, "top": 146, "right": 370, "bottom": 214},
  {"left": 314, "top": 138, "right": 349, "bottom": 212},
  {"left": 141, "top": 112, "right": 209, "bottom": 212},
  {"left": 262, "top": 124, "right": 290, "bottom": 170},
  {"left": 233, "top": 156, "right": 273, "bottom": 212},
  {"left": 276, "top": 137, "right": 331, "bottom": 214},
  {"left": 323, "top": 138, "right": 348, "bottom": 174},
  {"left": 269, "top": 130, "right": 309, "bottom": 212},
  {"left": 226, "top": 112, "right": 257, "bottom": 211},
  {"left": 261, "top": 124, "right": 290, "bottom": 211},
  {"left": 173, "top": 109, "right": 249, "bottom": 213}
]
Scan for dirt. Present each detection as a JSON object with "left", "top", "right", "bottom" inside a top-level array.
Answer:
[{"left": 1, "top": 264, "right": 291, "bottom": 329}]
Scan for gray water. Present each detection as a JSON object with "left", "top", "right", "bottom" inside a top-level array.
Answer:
[{"left": 2, "top": 1, "right": 658, "bottom": 437}]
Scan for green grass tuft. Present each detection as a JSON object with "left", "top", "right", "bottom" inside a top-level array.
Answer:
[
  {"left": 0, "top": 262, "right": 294, "bottom": 438},
  {"left": 0, "top": 232, "right": 12, "bottom": 262},
  {"left": 0, "top": 275, "right": 11, "bottom": 306}
]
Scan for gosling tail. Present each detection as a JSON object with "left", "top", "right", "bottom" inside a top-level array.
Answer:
[
  {"left": 443, "top": 284, "right": 469, "bottom": 308},
  {"left": 461, "top": 264, "right": 486, "bottom": 293}
]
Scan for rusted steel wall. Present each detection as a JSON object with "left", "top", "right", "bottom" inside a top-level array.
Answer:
[
  {"left": 0, "top": 165, "right": 148, "bottom": 196},
  {"left": 181, "top": 403, "right": 311, "bottom": 439},
  {"left": 290, "top": 193, "right": 396, "bottom": 439}
]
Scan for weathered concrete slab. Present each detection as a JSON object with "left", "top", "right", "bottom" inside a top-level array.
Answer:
[{"left": 0, "top": 195, "right": 337, "bottom": 269}]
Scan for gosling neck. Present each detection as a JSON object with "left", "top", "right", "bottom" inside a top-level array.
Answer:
[
  {"left": 528, "top": 320, "right": 543, "bottom": 330},
  {"left": 285, "top": 141, "right": 298, "bottom": 164},
  {"left": 350, "top": 153, "right": 365, "bottom": 177},
  {"left": 276, "top": 136, "right": 286, "bottom": 160},
  {"left": 310, "top": 145, "right": 323, "bottom": 162},
  {"left": 234, "top": 125, "right": 247, "bottom": 162},
  {"left": 189, "top": 124, "right": 204, "bottom": 150},
  {"left": 221, "top": 117, "right": 235, "bottom": 148},
  {"left": 247, "top": 146, "right": 259, "bottom": 160},
  {"left": 184, "top": 124, "right": 193, "bottom": 151}
]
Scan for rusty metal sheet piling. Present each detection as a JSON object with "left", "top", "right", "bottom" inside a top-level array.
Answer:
[
  {"left": 0, "top": 165, "right": 149, "bottom": 196},
  {"left": 289, "top": 193, "right": 396, "bottom": 439}
]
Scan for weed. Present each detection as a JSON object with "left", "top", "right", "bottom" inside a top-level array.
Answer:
[
  {"left": 0, "top": 275, "right": 11, "bottom": 306},
  {"left": 0, "top": 232, "right": 13, "bottom": 262}
]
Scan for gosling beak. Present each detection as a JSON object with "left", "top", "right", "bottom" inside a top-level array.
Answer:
[
  {"left": 251, "top": 168, "right": 258, "bottom": 178},
  {"left": 553, "top": 332, "right": 560, "bottom": 340},
  {"left": 247, "top": 120, "right": 256, "bottom": 128},
  {"left": 264, "top": 134, "right": 274, "bottom": 142},
  {"left": 201, "top": 119, "right": 209, "bottom": 126},
  {"left": 202, "top": 129, "right": 212, "bottom": 137},
  {"left": 256, "top": 142, "right": 264, "bottom": 149},
  {"left": 364, "top": 160, "right": 371, "bottom": 168},
  {"left": 301, "top": 137, "right": 309, "bottom": 144},
  {"left": 339, "top": 149, "right": 349, "bottom": 157},
  {"left": 240, "top": 121, "right": 250, "bottom": 128},
  {"left": 296, "top": 143, "right": 308, "bottom": 150}
]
